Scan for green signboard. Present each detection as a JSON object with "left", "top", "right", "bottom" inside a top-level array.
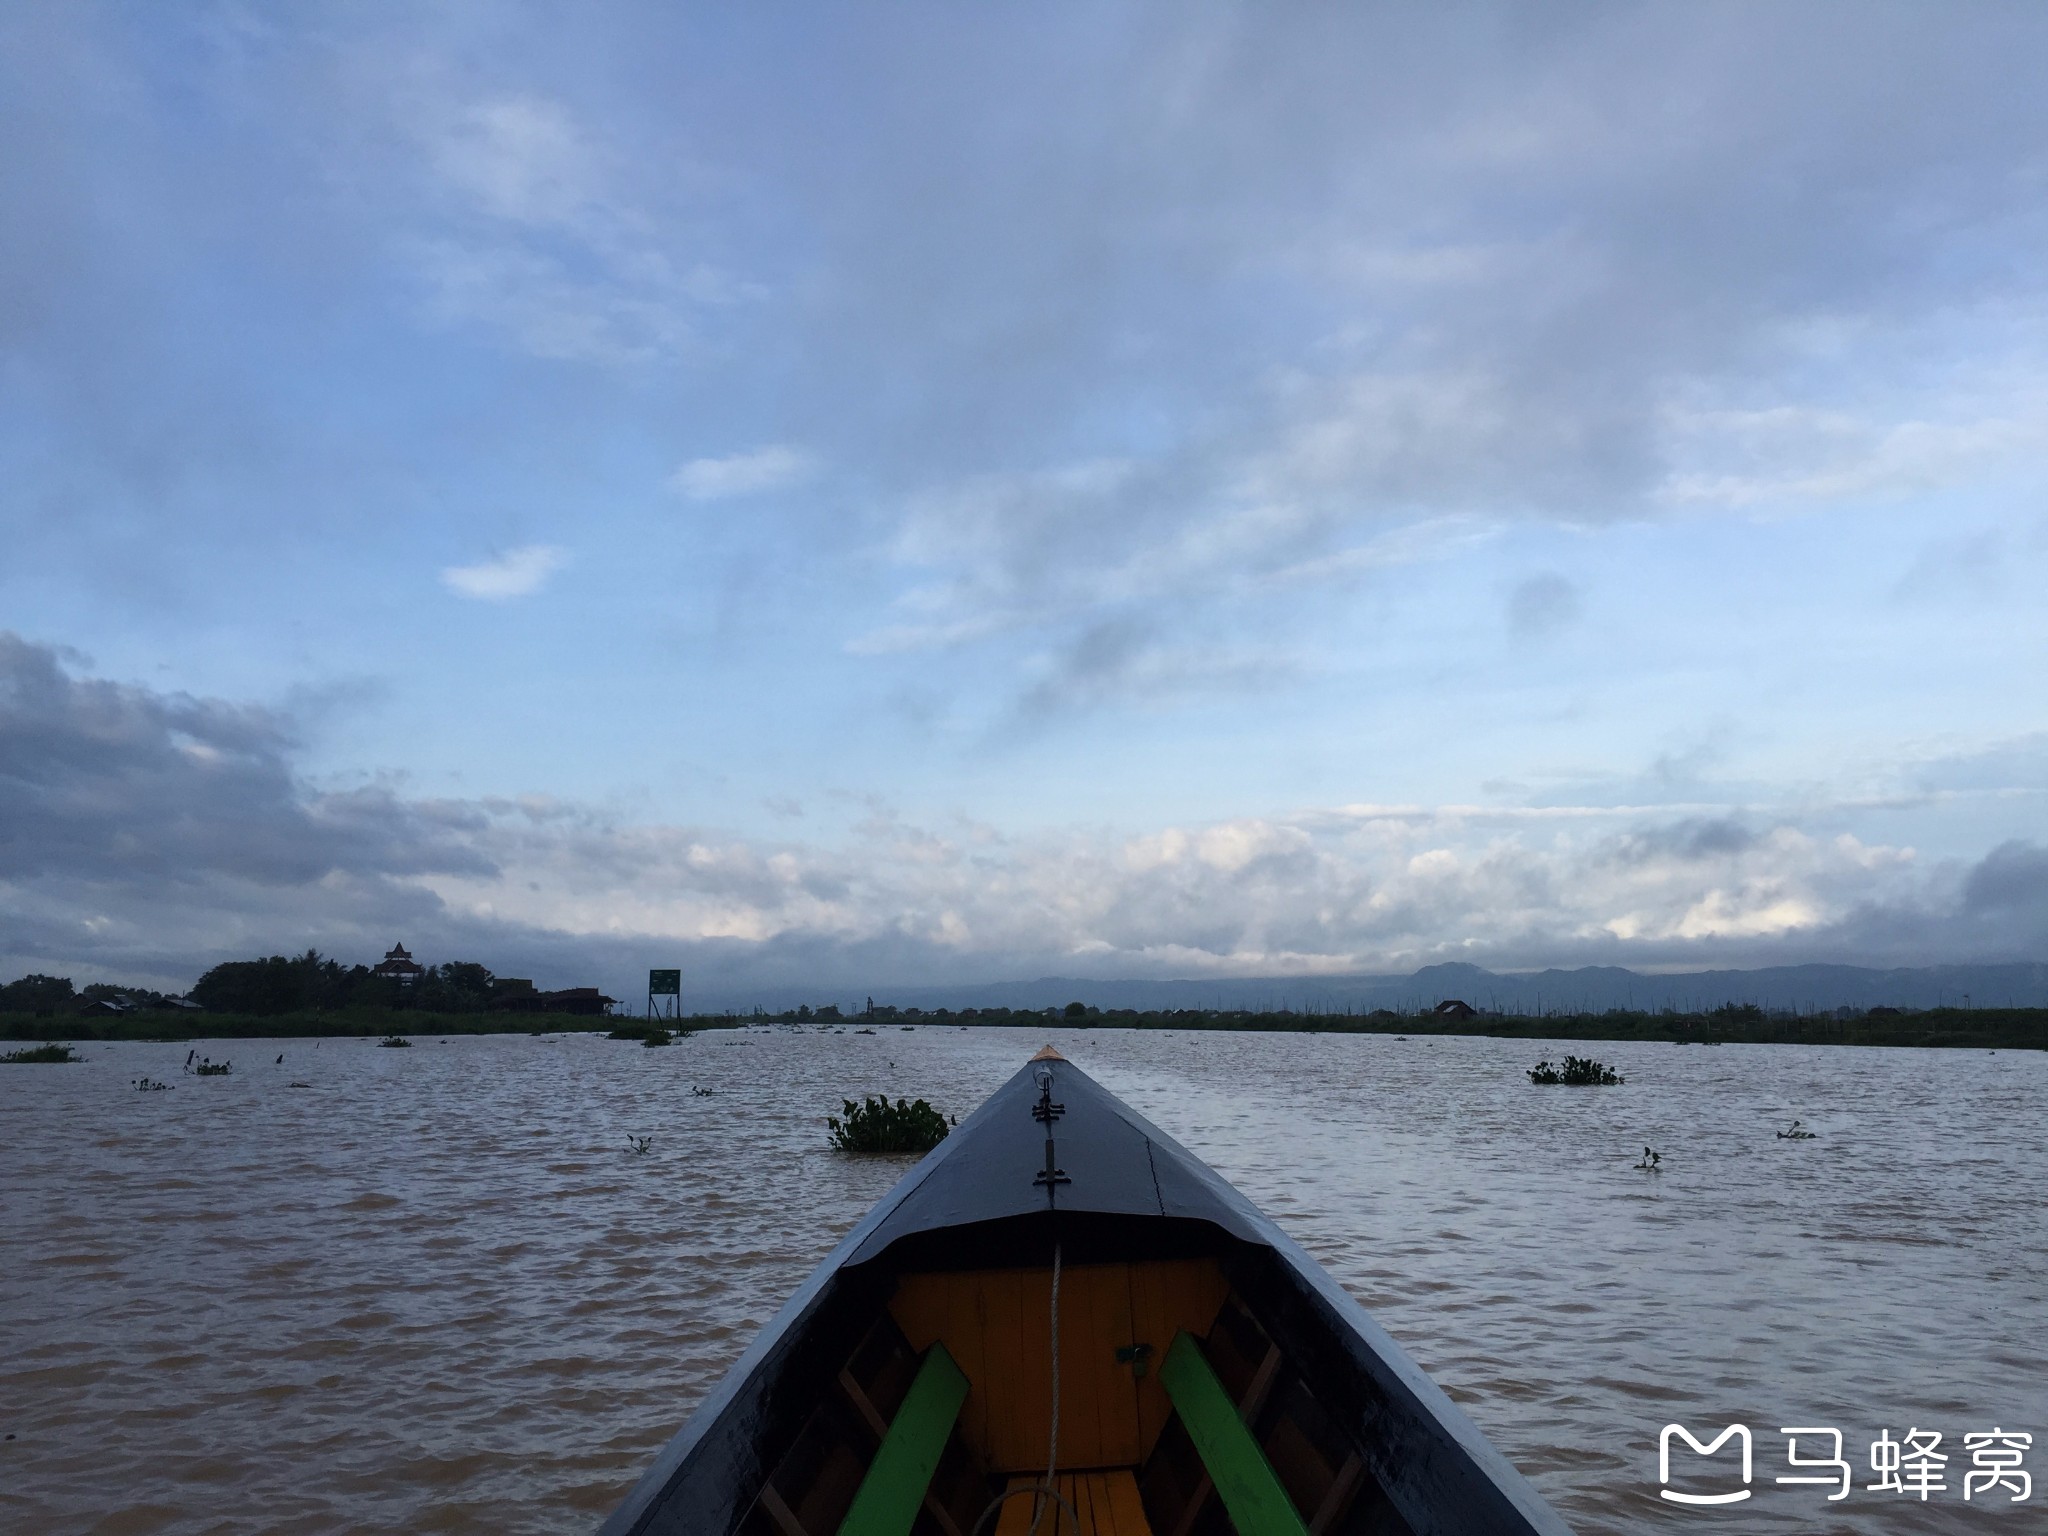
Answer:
[{"left": 648, "top": 969, "right": 681, "bottom": 995}]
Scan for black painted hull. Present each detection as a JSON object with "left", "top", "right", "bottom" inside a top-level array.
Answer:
[{"left": 599, "top": 1053, "right": 1573, "bottom": 1536}]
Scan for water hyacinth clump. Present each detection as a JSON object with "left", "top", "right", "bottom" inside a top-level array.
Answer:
[
  {"left": 827, "top": 1095, "right": 953, "bottom": 1155},
  {"left": 610, "top": 1021, "right": 693, "bottom": 1042},
  {"left": 2, "top": 1043, "right": 79, "bottom": 1064},
  {"left": 377, "top": 1035, "right": 412, "bottom": 1048},
  {"left": 1528, "top": 1056, "right": 1625, "bottom": 1085}
]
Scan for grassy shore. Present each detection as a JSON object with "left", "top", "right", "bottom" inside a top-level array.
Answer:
[
  {"left": 0, "top": 1010, "right": 698, "bottom": 1043},
  {"left": 781, "top": 1004, "right": 2048, "bottom": 1050},
  {"left": 6, "top": 1005, "right": 2043, "bottom": 1050},
  {"left": 1099, "top": 1006, "right": 2047, "bottom": 1048}
]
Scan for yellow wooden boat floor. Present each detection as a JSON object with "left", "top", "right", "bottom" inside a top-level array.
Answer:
[{"left": 992, "top": 1470, "right": 1153, "bottom": 1536}]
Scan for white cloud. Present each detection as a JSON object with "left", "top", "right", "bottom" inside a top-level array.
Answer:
[
  {"left": 404, "top": 791, "right": 1938, "bottom": 979},
  {"left": 383, "top": 86, "right": 756, "bottom": 365},
  {"left": 440, "top": 545, "right": 567, "bottom": 600},
  {"left": 409, "top": 239, "right": 707, "bottom": 366},
  {"left": 669, "top": 445, "right": 813, "bottom": 501},
  {"left": 7, "top": 624, "right": 2045, "bottom": 988},
  {"left": 1660, "top": 402, "right": 2048, "bottom": 509},
  {"left": 428, "top": 95, "right": 598, "bottom": 229}
]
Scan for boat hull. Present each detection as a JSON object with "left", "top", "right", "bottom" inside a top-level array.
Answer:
[{"left": 599, "top": 1054, "right": 1573, "bottom": 1536}]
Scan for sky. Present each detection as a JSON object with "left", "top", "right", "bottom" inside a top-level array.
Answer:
[{"left": 4, "top": 3, "right": 2047, "bottom": 1002}]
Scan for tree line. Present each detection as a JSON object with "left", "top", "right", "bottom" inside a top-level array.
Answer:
[
  {"left": 0, "top": 974, "right": 166, "bottom": 1014},
  {"left": 1, "top": 951, "right": 511, "bottom": 1017},
  {"left": 188, "top": 951, "right": 506, "bottom": 1014}
]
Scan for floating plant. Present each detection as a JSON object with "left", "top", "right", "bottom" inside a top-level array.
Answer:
[
  {"left": 1528, "top": 1056, "right": 1624, "bottom": 1085},
  {"left": 1636, "top": 1146, "right": 1663, "bottom": 1171},
  {"left": 377, "top": 1036, "right": 412, "bottom": 1049},
  {"left": 1777, "top": 1120, "right": 1818, "bottom": 1140},
  {"left": 133, "top": 1077, "right": 173, "bottom": 1091},
  {"left": 2, "top": 1043, "right": 78, "bottom": 1065},
  {"left": 827, "top": 1095, "right": 954, "bottom": 1155}
]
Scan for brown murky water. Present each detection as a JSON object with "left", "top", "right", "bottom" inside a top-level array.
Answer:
[{"left": 3, "top": 1027, "right": 2043, "bottom": 1534}]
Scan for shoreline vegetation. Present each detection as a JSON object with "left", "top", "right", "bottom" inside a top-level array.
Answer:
[
  {"left": 9, "top": 949, "right": 2043, "bottom": 1053},
  {"left": 6, "top": 1001, "right": 2046, "bottom": 1050}
]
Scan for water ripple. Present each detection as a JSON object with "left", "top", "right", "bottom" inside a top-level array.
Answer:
[{"left": 4, "top": 1027, "right": 2043, "bottom": 1534}]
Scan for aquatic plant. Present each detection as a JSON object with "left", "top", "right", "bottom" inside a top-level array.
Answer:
[
  {"left": 133, "top": 1076, "right": 173, "bottom": 1091},
  {"left": 827, "top": 1095, "right": 953, "bottom": 1155},
  {"left": 1777, "top": 1119, "right": 1818, "bottom": 1140},
  {"left": 377, "top": 1035, "right": 412, "bottom": 1048},
  {"left": 1528, "top": 1056, "right": 1624, "bottom": 1085},
  {"left": 607, "top": 1021, "right": 694, "bottom": 1043},
  {"left": 1636, "top": 1146, "right": 1663, "bottom": 1171},
  {"left": 690, "top": 1085, "right": 714, "bottom": 1097},
  {"left": 189, "top": 1056, "right": 232, "bottom": 1076},
  {"left": 627, "top": 1135, "right": 653, "bottom": 1154},
  {"left": 3, "top": 1043, "right": 79, "bottom": 1064}
]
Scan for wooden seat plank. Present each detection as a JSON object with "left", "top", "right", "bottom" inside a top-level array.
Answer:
[
  {"left": 1157, "top": 1332, "right": 1308, "bottom": 1536},
  {"left": 836, "top": 1343, "right": 970, "bottom": 1536},
  {"left": 993, "top": 1471, "right": 1152, "bottom": 1536}
]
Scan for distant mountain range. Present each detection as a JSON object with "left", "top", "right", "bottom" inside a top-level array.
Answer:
[{"left": 702, "top": 961, "right": 2048, "bottom": 1015}]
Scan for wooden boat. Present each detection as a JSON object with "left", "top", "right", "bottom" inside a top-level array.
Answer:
[{"left": 599, "top": 1049, "right": 1573, "bottom": 1536}]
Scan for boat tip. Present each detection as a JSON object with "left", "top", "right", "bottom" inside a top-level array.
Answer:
[{"left": 1029, "top": 1044, "right": 1066, "bottom": 1061}]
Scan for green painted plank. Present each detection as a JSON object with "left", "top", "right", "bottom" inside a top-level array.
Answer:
[
  {"left": 1159, "top": 1330, "right": 1311, "bottom": 1536},
  {"left": 837, "top": 1342, "right": 970, "bottom": 1536}
]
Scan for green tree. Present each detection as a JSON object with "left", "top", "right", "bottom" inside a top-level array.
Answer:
[
  {"left": 191, "top": 950, "right": 357, "bottom": 1014},
  {"left": 0, "top": 974, "right": 75, "bottom": 1014},
  {"left": 415, "top": 961, "right": 496, "bottom": 1012}
]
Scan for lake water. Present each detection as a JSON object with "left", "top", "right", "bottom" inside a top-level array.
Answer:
[{"left": 3, "top": 1026, "right": 2043, "bottom": 1534}]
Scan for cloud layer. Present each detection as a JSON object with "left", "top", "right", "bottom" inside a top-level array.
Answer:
[
  {"left": 4, "top": 637, "right": 2040, "bottom": 998},
  {"left": 2, "top": 7, "right": 2045, "bottom": 994}
]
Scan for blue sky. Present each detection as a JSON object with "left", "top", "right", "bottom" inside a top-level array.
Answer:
[{"left": 4, "top": 3, "right": 2047, "bottom": 999}]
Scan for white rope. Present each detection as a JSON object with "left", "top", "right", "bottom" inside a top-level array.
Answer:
[
  {"left": 1030, "top": 1239, "right": 1063, "bottom": 1535},
  {"left": 967, "top": 1486, "right": 1080, "bottom": 1536}
]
